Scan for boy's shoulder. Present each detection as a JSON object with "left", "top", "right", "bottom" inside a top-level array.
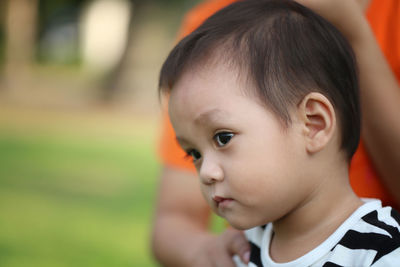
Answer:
[
  {"left": 346, "top": 204, "right": 400, "bottom": 247},
  {"left": 333, "top": 204, "right": 400, "bottom": 265},
  {"left": 241, "top": 200, "right": 400, "bottom": 266}
]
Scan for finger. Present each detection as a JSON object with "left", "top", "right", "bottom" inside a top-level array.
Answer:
[
  {"left": 227, "top": 230, "right": 251, "bottom": 263},
  {"left": 214, "top": 252, "right": 237, "bottom": 267}
]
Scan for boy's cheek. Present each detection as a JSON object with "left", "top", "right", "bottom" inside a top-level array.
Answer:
[{"left": 200, "top": 185, "right": 211, "bottom": 203}]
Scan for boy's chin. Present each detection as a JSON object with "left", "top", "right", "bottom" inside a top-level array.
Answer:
[
  {"left": 225, "top": 218, "right": 259, "bottom": 231},
  {"left": 213, "top": 208, "right": 264, "bottom": 230}
]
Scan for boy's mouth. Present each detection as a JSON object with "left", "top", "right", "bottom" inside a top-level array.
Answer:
[{"left": 213, "top": 196, "right": 234, "bottom": 208}]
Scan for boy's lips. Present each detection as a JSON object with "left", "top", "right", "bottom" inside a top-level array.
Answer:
[{"left": 213, "top": 196, "right": 234, "bottom": 208}]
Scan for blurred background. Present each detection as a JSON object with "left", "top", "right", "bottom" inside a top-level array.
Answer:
[{"left": 0, "top": 0, "right": 200, "bottom": 266}]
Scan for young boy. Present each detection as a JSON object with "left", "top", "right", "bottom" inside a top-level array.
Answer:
[{"left": 158, "top": 0, "right": 400, "bottom": 265}]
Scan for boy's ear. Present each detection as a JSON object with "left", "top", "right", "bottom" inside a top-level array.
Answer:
[{"left": 298, "top": 92, "right": 336, "bottom": 154}]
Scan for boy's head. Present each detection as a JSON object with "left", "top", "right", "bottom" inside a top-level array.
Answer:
[
  {"left": 160, "top": 0, "right": 360, "bottom": 159},
  {"left": 159, "top": 0, "right": 360, "bottom": 229}
]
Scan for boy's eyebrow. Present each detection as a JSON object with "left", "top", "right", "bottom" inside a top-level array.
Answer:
[
  {"left": 194, "top": 108, "right": 226, "bottom": 125},
  {"left": 175, "top": 109, "right": 228, "bottom": 146}
]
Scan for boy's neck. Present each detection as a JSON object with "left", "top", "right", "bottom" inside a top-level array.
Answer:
[{"left": 269, "top": 167, "right": 363, "bottom": 263}]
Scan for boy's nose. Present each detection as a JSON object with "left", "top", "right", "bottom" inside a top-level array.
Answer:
[{"left": 198, "top": 156, "right": 224, "bottom": 185}]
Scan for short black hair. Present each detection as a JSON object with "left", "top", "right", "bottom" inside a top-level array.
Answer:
[{"left": 159, "top": 0, "right": 360, "bottom": 160}]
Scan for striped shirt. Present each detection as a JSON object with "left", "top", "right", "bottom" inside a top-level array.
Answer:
[{"left": 234, "top": 199, "right": 400, "bottom": 266}]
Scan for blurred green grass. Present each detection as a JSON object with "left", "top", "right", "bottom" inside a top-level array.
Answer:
[{"left": 0, "top": 110, "right": 161, "bottom": 266}]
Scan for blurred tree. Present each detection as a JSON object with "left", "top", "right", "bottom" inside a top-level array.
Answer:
[
  {"left": 37, "top": 0, "right": 86, "bottom": 65},
  {"left": 3, "top": 0, "right": 38, "bottom": 91},
  {"left": 0, "top": 1, "right": 5, "bottom": 65},
  {"left": 99, "top": 0, "right": 138, "bottom": 102},
  {"left": 0, "top": 0, "right": 199, "bottom": 101},
  {"left": 101, "top": 0, "right": 200, "bottom": 102}
]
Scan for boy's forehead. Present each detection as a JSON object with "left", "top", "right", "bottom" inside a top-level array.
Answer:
[
  {"left": 169, "top": 61, "right": 268, "bottom": 117},
  {"left": 171, "top": 66, "right": 235, "bottom": 111},
  {"left": 169, "top": 65, "right": 226, "bottom": 112},
  {"left": 170, "top": 63, "right": 237, "bottom": 108},
  {"left": 173, "top": 60, "right": 248, "bottom": 96}
]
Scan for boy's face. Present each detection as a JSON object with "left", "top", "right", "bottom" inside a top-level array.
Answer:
[{"left": 168, "top": 63, "right": 311, "bottom": 230}]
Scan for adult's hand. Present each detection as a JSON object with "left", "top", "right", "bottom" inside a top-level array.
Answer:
[
  {"left": 151, "top": 167, "right": 250, "bottom": 266},
  {"left": 189, "top": 228, "right": 250, "bottom": 267},
  {"left": 295, "top": 0, "right": 366, "bottom": 42},
  {"left": 295, "top": 0, "right": 400, "bottom": 206}
]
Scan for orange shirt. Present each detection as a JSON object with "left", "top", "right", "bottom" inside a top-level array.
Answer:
[{"left": 159, "top": 0, "right": 400, "bottom": 208}]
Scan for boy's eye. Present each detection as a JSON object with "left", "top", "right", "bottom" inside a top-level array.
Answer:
[
  {"left": 214, "top": 132, "right": 234, "bottom": 147},
  {"left": 187, "top": 149, "right": 202, "bottom": 162}
]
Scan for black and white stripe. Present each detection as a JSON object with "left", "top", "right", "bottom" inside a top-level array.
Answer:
[
  {"left": 323, "top": 208, "right": 400, "bottom": 266},
  {"left": 235, "top": 199, "right": 400, "bottom": 266}
]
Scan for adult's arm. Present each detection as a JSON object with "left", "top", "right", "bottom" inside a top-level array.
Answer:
[
  {"left": 297, "top": 0, "right": 400, "bottom": 205},
  {"left": 151, "top": 167, "right": 250, "bottom": 266}
]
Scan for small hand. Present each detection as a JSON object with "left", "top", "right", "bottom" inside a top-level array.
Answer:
[{"left": 190, "top": 228, "right": 250, "bottom": 267}]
